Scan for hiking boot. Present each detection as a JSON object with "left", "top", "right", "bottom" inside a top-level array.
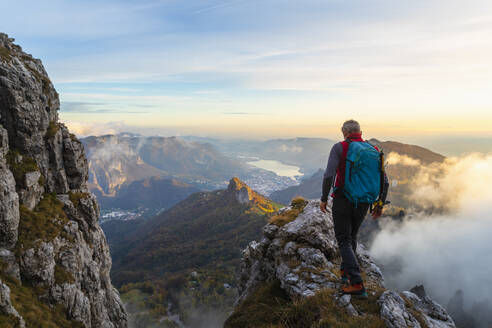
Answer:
[
  {"left": 342, "top": 283, "right": 368, "bottom": 298},
  {"left": 340, "top": 269, "right": 350, "bottom": 285}
]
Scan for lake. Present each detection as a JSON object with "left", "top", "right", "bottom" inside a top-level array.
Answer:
[{"left": 246, "top": 159, "right": 303, "bottom": 179}]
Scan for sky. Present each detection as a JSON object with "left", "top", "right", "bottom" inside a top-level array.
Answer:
[{"left": 2, "top": 0, "right": 492, "bottom": 144}]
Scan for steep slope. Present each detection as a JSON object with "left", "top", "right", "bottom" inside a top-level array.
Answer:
[
  {"left": 0, "top": 33, "right": 127, "bottom": 327},
  {"left": 225, "top": 200, "right": 456, "bottom": 328},
  {"left": 112, "top": 177, "right": 281, "bottom": 285},
  {"left": 83, "top": 134, "right": 166, "bottom": 197},
  {"left": 109, "top": 178, "right": 282, "bottom": 326},
  {"left": 270, "top": 169, "right": 323, "bottom": 204},
  {"left": 97, "top": 176, "right": 200, "bottom": 211}
]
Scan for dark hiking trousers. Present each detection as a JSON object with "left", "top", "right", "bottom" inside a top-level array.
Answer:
[{"left": 332, "top": 196, "right": 369, "bottom": 285}]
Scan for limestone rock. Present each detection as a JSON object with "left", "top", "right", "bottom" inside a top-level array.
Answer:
[
  {"left": 379, "top": 291, "right": 423, "bottom": 328},
  {"left": 0, "top": 33, "right": 127, "bottom": 327},
  {"left": 0, "top": 126, "right": 19, "bottom": 249},
  {"left": 18, "top": 171, "right": 43, "bottom": 209},
  {"left": 402, "top": 290, "right": 455, "bottom": 328},
  {"left": 379, "top": 289, "right": 455, "bottom": 328},
  {"left": 228, "top": 177, "right": 254, "bottom": 204},
  {"left": 235, "top": 199, "right": 455, "bottom": 328}
]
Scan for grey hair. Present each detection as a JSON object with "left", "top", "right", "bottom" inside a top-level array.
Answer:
[{"left": 341, "top": 120, "right": 361, "bottom": 134}]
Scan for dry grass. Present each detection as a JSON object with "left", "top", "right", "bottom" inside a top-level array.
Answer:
[
  {"left": 46, "top": 121, "right": 60, "bottom": 139},
  {"left": 402, "top": 295, "right": 428, "bottom": 328},
  {"left": 224, "top": 280, "right": 386, "bottom": 328},
  {"left": 68, "top": 191, "right": 90, "bottom": 208},
  {"left": 6, "top": 150, "right": 40, "bottom": 189},
  {"left": 16, "top": 193, "right": 70, "bottom": 254},
  {"left": 269, "top": 197, "right": 308, "bottom": 227},
  {"left": 54, "top": 265, "right": 75, "bottom": 285},
  {"left": 0, "top": 261, "right": 83, "bottom": 328},
  {"left": 0, "top": 46, "right": 12, "bottom": 62}
]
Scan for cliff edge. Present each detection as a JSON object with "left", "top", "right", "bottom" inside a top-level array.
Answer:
[
  {"left": 225, "top": 199, "right": 455, "bottom": 328},
  {"left": 0, "top": 33, "right": 127, "bottom": 327}
]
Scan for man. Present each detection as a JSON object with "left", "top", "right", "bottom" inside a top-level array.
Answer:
[{"left": 320, "top": 119, "right": 389, "bottom": 297}]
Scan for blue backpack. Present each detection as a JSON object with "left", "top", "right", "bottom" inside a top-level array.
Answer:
[{"left": 343, "top": 141, "right": 383, "bottom": 206}]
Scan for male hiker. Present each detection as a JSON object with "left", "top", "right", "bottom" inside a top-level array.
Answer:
[{"left": 320, "top": 120, "right": 389, "bottom": 297}]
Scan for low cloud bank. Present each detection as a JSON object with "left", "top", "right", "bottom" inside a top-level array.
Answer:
[
  {"left": 63, "top": 121, "right": 128, "bottom": 137},
  {"left": 370, "top": 153, "right": 492, "bottom": 327},
  {"left": 386, "top": 152, "right": 422, "bottom": 167}
]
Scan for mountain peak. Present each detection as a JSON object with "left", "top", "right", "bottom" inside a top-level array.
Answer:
[
  {"left": 228, "top": 176, "right": 250, "bottom": 191},
  {"left": 227, "top": 177, "right": 254, "bottom": 204}
]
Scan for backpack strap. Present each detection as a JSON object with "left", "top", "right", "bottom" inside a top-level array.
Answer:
[
  {"left": 334, "top": 139, "right": 352, "bottom": 191},
  {"left": 365, "top": 141, "right": 386, "bottom": 203},
  {"left": 378, "top": 151, "right": 385, "bottom": 202}
]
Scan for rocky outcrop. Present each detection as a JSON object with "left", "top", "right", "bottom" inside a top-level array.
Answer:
[
  {"left": 228, "top": 177, "right": 255, "bottom": 204},
  {"left": 234, "top": 199, "right": 456, "bottom": 327},
  {"left": 0, "top": 33, "right": 127, "bottom": 327}
]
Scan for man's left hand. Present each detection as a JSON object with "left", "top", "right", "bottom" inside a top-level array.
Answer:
[{"left": 320, "top": 201, "right": 328, "bottom": 213}]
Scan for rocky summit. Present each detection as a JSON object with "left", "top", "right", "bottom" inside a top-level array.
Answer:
[
  {"left": 0, "top": 33, "right": 127, "bottom": 327},
  {"left": 226, "top": 199, "right": 456, "bottom": 328}
]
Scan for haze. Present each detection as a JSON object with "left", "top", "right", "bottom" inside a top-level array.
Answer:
[{"left": 2, "top": 0, "right": 492, "bottom": 152}]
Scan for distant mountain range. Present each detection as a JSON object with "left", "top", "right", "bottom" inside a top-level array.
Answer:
[
  {"left": 82, "top": 134, "right": 300, "bottom": 216},
  {"left": 83, "top": 134, "right": 446, "bottom": 221},
  {"left": 182, "top": 136, "right": 336, "bottom": 175},
  {"left": 82, "top": 134, "right": 251, "bottom": 195},
  {"left": 270, "top": 139, "right": 446, "bottom": 207}
]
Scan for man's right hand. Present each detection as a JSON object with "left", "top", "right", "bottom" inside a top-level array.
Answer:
[
  {"left": 320, "top": 201, "right": 328, "bottom": 213},
  {"left": 371, "top": 205, "right": 383, "bottom": 219}
]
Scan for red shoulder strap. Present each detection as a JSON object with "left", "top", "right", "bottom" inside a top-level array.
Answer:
[{"left": 334, "top": 141, "right": 351, "bottom": 189}]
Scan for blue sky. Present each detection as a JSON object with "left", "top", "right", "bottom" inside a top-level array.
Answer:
[{"left": 2, "top": 0, "right": 492, "bottom": 140}]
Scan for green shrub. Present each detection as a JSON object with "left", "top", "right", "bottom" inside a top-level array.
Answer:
[
  {"left": 268, "top": 197, "right": 309, "bottom": 227},
  {"left": 16, "top": 193, "right": 69, "bottom": 253},
  {"left": 54, "top": 265, "right": 75, "bottom": 285},
  {"left": 0, "top": 313, "right": 20, "bottom": 328},
  {"left": 0, "top": 46, "right": 12, "bottom": 62},
  {"left": 6, "top": 278, "right": 83, "bottom": 327},
  {"left": 68, "top": 192, "right": 90, "bottom": 208},
  {"left": 291, "top": 196, "right": 308, "bottom": 209},
  {"left": 46, "top": 121, "right": 60, "bottom": 139},
  {"left": 0, "top": 266, "right": 83, "bottom": 328},
  {"left": 6, "top": 150, "right": 40, "bottom": 189}
]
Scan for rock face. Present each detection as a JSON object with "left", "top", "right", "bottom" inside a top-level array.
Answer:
[
  {"left": 228, "top": 177, "right": 255, "bottom": 204},
  {"left": 0, "top": 33, "right": 127, "bottom": 327},
  {"left": 235, "top": 199, "right": 456, "bottom": 328}
]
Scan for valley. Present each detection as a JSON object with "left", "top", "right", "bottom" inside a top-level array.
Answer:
[{"left": 92, "top": 134, "right": 469, "bottom": 327}]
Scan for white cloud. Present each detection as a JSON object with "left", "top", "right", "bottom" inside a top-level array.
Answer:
[
  {"left": 386, "top": 152, "right": 422, "bottom": 167},
  {"left": 371, "top": 153, "right": 492, "bottom": 313},
  {"left": 63, "top": 121, "right": 128, "bottom": 137}
]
